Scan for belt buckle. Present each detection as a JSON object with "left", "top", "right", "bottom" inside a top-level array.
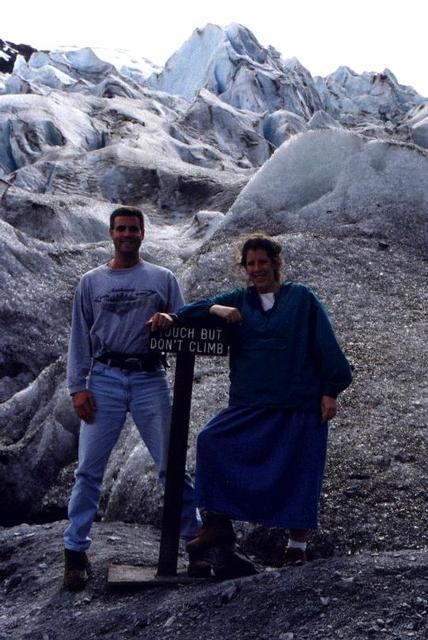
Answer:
[{"left": 124, "top": 356, "right": 142, "bottom": 370}]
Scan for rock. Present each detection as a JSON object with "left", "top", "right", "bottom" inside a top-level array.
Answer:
[
  {"left": 378, "top": 241, "right": 390, "bottom": 250},
  {"left": 101, "top": 424, "right": 164, "bottom": 527},
  {"left": 220, "top": 583, "right": 239, "bottom": 603},
  {"left": 0, "top": 39, "right": 37, "bottom": 74},
  {"left": 0, "top": 357, "right": 79, "bottom": 524},
  {"left": 1, "top": 516, "right": 428, "bottom": 640}
]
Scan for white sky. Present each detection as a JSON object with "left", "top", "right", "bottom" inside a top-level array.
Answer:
[{"left": 3, "top": 0, "right": 428, "bottom": 96}]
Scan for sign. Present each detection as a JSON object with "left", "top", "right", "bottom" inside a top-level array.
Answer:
[
  {"left": 109, "top": 323, "right": 229, "bottom": 585},
  {"left": 149, "top": 325, "right": 229, "bottom": 356}
]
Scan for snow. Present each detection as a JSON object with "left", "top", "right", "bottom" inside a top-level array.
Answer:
[
  {"left": 401, "top": 103, "right": 428, "bottom": 148},
  {"left": 0, "top": 21, "right": 427, "bottom": 229},
  {"left": 316, "top": 66, "right": 424, "bottom": 123},
  {"left": 1, "top": 23, "right": 426, "bottom": 160},
  {"left": 27, "top": 51, "right": 51, "bottom": 69},
  {"left": 11, "top": 55, "right": 78, "bottom": 90},
  {"left": 263, "top": 110, "right": 307, "bottom": 148},
  {"left": 49, "top": 48, "right": 113, "bottom": 74},
  {"left": 149, "top": 24, "right": 226, "bottom": 100},
  {"left": 150, "top": 23, "right": 322, "bottom": 117},
  {"left": 307, "top": 110, "right": 341, "bottom": 131},
  {"left": 1, "top": 46, "right": 160, "bottom": 97},
  {"left": 0, "top": 93, "right": 102, "bottom": 174},
  {"left": 221, "top": 129, "right": 428, "bottom": 249},
  {"left": 224, "top": 22, "right": 267, "bottom": 64},
  {"left": 50, "top": 46, "right": 160, "bottom": 79},
  {"left": 92, "top": 48, "right": 160, "bottom": 77},
  {"left": 181, "top": 88, "right": 269, "bottom": 166}
]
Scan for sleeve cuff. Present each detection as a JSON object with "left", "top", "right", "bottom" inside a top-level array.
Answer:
[
  {"left": 68, "top": 385, "right": 87, "bottom": 395},
  {"left": 320, "top": 385, "right": 339, "bottom": 399}
]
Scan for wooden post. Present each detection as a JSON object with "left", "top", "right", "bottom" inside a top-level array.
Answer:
[{"left": 157, "top": 351, "right": 195, "bottom": 576}]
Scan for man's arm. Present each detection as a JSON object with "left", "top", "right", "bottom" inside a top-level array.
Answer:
[
  {"left": 166, "top": 270, "right": 185, "bottom": 313},
  {"left": 67, "top": 278, "right": 96, "bottom": 423},
  {"left": 147, "top": 312, "right": 174, "bottom": 331},
  {"left": 147, "top": 271, "right": 185, "bottom": 331},
  {"left": 71, "top": 390, "right": 96, "bottom": 424}
]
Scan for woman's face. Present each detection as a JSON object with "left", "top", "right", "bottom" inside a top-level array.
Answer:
[{"left": 244, "top": 248, "right": 279, "bottom": 293}]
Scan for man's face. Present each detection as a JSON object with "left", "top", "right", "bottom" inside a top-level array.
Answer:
[{"left": 110, "top": 215, "right": 144, "bottom": 257}]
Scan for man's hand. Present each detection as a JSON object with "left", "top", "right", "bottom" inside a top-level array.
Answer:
[
  {"left": 209, "top": 305, "right": 242, "bottom": 324},
  {"left": 147, "top": 312, "right": 174, "bottom": 331},
  {"left": 321, "top": 395, "right": 337, "bottom": 423},
  {"left": 72, "top": 390, "right": 96, "bottom": 424}
]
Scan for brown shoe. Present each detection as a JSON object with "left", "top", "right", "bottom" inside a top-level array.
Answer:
[
  {"left": 186, "top": 512, "right": 236, "bottom": 554},
  {"left": 284, "top": 547, "right": 307, "bottom": 566},
  {"left": 63, "top": 549, "right": 91, "bottom": 590}
]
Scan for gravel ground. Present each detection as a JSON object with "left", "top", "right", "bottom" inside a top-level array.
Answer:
[{"left": 0, "top": 522, "right": 426, "bottom": 640}]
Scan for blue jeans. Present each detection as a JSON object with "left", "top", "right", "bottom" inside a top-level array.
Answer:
[{"left": 64, "top": 362, "right": 199, "bottom": 551}]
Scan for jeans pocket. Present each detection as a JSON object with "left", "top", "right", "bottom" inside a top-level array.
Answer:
[{"left": 91, "top": 361, "right": 109, "bottom": 376}]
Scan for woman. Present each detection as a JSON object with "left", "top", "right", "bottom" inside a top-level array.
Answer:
[{"left": 178, "top": 234, "right": 352, "bottom": 569}]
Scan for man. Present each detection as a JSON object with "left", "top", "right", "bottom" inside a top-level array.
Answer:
[{"left": 64, "top": 205, "right": 199, "bottom": 590}]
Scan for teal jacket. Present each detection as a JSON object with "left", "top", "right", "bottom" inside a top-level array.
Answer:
[{"left": 177, "top": 283, "right": 352, "bottom": 410}]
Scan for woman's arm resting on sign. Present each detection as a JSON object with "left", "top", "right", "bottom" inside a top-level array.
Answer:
[{"left": 209, "top": 305, "right": 242, "bottom": 323}]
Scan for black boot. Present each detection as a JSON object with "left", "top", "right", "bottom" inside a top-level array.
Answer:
[
  {"left": 63, "top": 549, "right": 91, "bottom": 591},
  {"left": 187, "top": 547, "right": 213, "bottom": 578},
  {"left": 210, "top": 544, "right": 258, "bottom": 580}
]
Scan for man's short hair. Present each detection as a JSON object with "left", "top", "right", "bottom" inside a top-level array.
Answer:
[{"left": 110, "top": 206, "right": 144, "bottom": 231}]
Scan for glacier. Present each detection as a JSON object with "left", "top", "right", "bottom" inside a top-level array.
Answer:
[{"left": 0, "top": 23, "right": 426, "bottom": 536}]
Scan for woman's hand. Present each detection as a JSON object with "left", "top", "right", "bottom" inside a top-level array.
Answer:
[
  {"left": 320, "top": 395, "right": 337, "bottom": 423},
  {"left": 147, "top": 312, "right": 174, "bottom": 331},
  {"left": 209, "top": 305, "right": 242, "bottom": 323}
]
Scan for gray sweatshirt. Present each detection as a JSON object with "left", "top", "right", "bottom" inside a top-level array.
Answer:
[{"left": 67, "top": 261, "right": 185, "bottom": 394}]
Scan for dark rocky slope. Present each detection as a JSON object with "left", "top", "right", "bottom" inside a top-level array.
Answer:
[{"left": 0, "top": 522, "right": 426, "bottom": 640}]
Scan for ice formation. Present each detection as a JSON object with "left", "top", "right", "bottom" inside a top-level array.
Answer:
[
  {"left": 221, "top": 129, "right": 428, "bottom": 249},
  {"left": 149, "top": 23, "right": 322, "bottom": 117}
]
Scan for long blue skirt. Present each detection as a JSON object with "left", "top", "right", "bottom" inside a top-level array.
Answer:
[{"left": 195, "top": 406, "right": 328, "bottom": 529}]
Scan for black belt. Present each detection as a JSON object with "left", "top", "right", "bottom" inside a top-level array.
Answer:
[{"left": 95, "top": 352, "right": 162, "bottom": 372}]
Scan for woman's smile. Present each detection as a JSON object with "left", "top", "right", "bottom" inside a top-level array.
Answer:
[{"left": 245, "top": 248, "right": 279, "bottom": 293}]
